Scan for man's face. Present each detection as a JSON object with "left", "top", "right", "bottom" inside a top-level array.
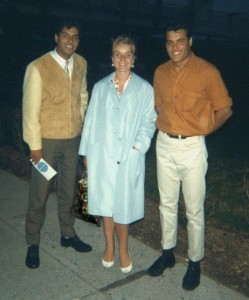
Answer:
[
  {"left": 165, "top": 29, "right": 192, "bottom": 68},
  {"left": 55, "top": 26, "right": 80, "bottom": 60}
]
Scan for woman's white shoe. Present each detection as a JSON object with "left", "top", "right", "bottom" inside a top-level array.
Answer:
[
  {"left": 102, "top": 258, "right": 114, "bottom": 268},
  {"left": 120, "top": 261, "right": 133, "bottom": 273}
]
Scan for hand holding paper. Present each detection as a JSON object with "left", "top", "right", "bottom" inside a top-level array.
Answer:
[{"left": 31, "top": 158, "right": 57, "bottom": 180}]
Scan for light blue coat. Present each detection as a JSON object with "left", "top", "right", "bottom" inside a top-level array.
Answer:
[{"left": 79, "top": 72, "right": 156, "bottom": 224}]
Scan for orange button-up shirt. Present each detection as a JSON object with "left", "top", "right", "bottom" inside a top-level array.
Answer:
[{"left": 154, "top": 52, "right": 233, "bottom": 135}]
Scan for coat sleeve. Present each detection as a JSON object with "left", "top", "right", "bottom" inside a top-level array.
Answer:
[
  {"left": 133, "top": 83, "right": 157, "bottom": 155},
  {"left": 22, "top": 63, "right": 43, "bottom": 150},
  {"left": 78, "top": 84, "right": 98, "bottom": 156}
]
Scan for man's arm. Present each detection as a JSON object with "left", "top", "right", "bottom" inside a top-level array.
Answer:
[
  {"left": 211, "top": 106, "right": 233, "bottom": 133},
  {"left": 206, "top": 67, "right": 233, "bottom": 134},
  {"left": 22, "top": 63, "right": 43, "bottom": 161}
]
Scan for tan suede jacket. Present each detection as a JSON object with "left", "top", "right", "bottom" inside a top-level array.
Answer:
[{"left": 22, "top": 52, "right": 88, "bottom": 150}]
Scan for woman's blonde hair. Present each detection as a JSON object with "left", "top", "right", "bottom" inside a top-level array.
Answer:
[{"left": 112, "top": 35, "right": 136, "bottom": 55}]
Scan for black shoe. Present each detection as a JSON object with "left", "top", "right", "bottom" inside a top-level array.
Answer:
[
  {"left": 61, "top": 235, "right": 92, "bottom": 252},
  {"left": 182, "top": 260, "right": 201, "bottom": 291},
  {"left": 25, "top": 245, "right": 40, "bottom": 269},
  {"left": 147, "top": 252, "right": 175, "bottom": 277}
]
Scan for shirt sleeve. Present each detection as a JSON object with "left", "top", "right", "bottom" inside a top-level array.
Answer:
[
  {"left": 153, "top": 68, "right": 162, "bottom": 113},
  {"left": 22, "top": 63, "right": 43, "bottom": 150},
  {"left": 206, "top": 68, "right": 233, "bottom": 111}
]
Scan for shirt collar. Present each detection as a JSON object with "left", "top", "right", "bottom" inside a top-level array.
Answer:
[{"left": 51, "top": 49, "right": 73, "bottom": 65}]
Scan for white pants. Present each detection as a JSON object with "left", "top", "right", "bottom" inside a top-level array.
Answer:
[{"left": 156, "top": 131, "right": 208, "bottom": 262}]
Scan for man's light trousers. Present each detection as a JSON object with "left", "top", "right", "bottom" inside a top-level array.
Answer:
[{"left": 156, "top": 131, "right": 208, "bottom": 262}]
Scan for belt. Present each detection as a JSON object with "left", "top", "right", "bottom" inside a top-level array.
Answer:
[{"left": 166, "top": 133, "right": 191, "bottom": 139}]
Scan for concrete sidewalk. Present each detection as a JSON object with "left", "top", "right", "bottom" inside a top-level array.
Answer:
[{"left": 0, "top": 168, "right": 247, "bottom": 300}]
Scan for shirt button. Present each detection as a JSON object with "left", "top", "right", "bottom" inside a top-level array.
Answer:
[{"left": 117, "top": 161, "right": 120, "bottom": 164}]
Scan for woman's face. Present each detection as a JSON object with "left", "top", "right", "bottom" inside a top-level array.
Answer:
[{"left": 112, "top": 43, "right": 134, "bottom": 74}]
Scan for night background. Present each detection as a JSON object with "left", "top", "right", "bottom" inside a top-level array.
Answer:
[{"left": 0, "top": 0, "right": 249, "bottom": 296}]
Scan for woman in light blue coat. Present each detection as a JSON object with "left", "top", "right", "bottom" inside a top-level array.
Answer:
[{"left": 79, "top": 35, "right": 156, "bottom": 273}]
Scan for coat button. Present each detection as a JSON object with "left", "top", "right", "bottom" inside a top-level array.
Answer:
[{"left": 117, "top": 161, "right": 120, "bottom": 164}]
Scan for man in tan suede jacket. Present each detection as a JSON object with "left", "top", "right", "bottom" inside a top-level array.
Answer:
[{"left": 22, "top": 21, "right": 92, "bottom": 269}]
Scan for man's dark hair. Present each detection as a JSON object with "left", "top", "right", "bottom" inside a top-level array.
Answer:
[
  {"left": 165, "top": 22, "right": 192, "bottom": 40},
  {"left": 55, "top": 20, "right": 81, "bottom": 36}
]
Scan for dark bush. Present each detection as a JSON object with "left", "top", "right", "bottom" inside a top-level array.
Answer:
[{"left": 0, "top": 106, "right": 29, "bottom": 154}]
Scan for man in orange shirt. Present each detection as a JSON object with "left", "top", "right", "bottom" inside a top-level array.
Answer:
[{"left": 147, "top": 22, "right": 233, "bottom": 290}]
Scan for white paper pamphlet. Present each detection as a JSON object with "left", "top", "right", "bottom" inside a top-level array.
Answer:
[{"left": 31, "top": 158, "right": 57, "bottom": 180}]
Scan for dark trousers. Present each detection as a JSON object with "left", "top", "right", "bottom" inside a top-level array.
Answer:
[{"left": 25, "top": 136, "right": 80, "bottom": 245}]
